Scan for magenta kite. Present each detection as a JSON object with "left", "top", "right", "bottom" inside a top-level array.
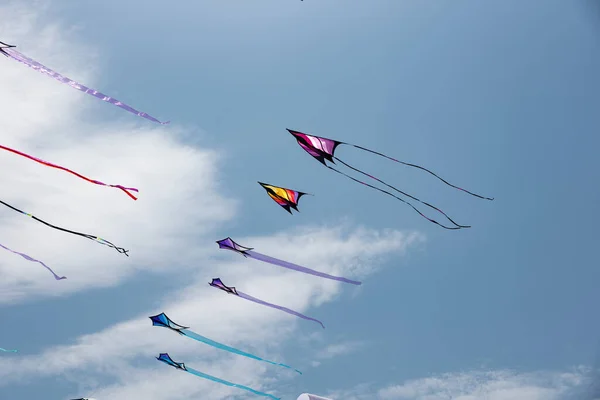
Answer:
[{"left": 287, "top": 129, "right": 493, "bottom": 230}]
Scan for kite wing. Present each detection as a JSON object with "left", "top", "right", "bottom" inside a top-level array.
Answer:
[
  {"left": 156, "top": 353, "right": 187, "bottom": 370},
  {"left": 149, "top": 312, "right": 189, "bottom": 331},
  {"left": 216, "top": 237, "right": 253, "bottom": 257},
  {"left": 209, "top": 278, "right": 238, "bottom": 295},
  {"left": 258, "top": 182, "right": 309, "bottom": 214},
  {"left": 156, "top": 353, "right": 281, "bottom": 400},
  {"left": 286, "top": 129, "right": 341, "bottom": 166},
  {"left": 0, "top": 41, "right": 169, "bottom": 124}
]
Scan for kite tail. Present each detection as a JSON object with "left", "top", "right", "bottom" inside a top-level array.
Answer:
[
  {"left": 95, "top": 238, "right": 130, "bottom": 256},
  {"left": 333, "top": 156, "right": 469, "bottom": 229},
  {"left": 3, "top": 48, "right": 169, "bottom": 125},
  {"left": 185, "top": 367, "right": 281, "bottom": 400},
  {"left": 349, "top": 144, "right": 494, "bottom": 200},
  {"left": 246, "top": 250, "right": 362, "bottom": 286},
  {"left": 0, "top": 144, "right": 138, "bottom": 200},
  {"left": 325, "top": 165, "right": 466, "bottom": 230},
  {"left": 28, "top": 215, "right": 129, "bottom": 256},
  {"left": 180, "top": 329, "right": 302, "bottom": 374},
  {"left": 0, "top": 200, "right": 129, "bottom": 256},
  {"left": 0, "top": 242, "right": 66, "bottom": 280},
  {"left": 238, "top": 291, "right": 326, "bottom": 329},
  {"left": 0, "top": 348, "right": 18, "bottom": 353}
]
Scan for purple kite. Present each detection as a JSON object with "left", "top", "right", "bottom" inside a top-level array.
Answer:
[
  {"left": 0, "top": 241, "right": 66, "bottom": 280},
  {"left": 216, "top": 237, "right": 361, "bottom": 285},
  {"left": 209, "top": 278, "right": 325, "bottom": 329},
  {"left": 0, "top": 40, "right": 169, "bottom": 124},
  {"left": 286, "top": 129, "right": 493, "bottom": 230}
]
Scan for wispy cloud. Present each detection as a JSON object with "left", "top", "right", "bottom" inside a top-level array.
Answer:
[
  {"left": 0, "top": 1, "right": 235, "bottom": 304},
  {"left": 319, "top": 341, "right": 366, "bottom": 361},
  {"left": 0, "top": 227, "right": 420, "bottom": 398},
  {"left": 0, "top": 2, "right": 424, "bottom": 399},
  {"left": 324, "top": 368, "right": 589, "bottom": 400},
  {"left": 310, "top": 340, "right": 366, "bottom": 368}
]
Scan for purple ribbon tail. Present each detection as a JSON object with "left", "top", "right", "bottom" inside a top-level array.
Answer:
[
  {"left": 4, "top": 48, "right": 169, "bottom": 125},
  {"left": 238, "top": 291, "right": 325, "bottom": 329},
  {"left": 246, "top": 251, "right": 361, "bottom": 286},
  {"left": 0, "top": 242, "right": 66, "bottom": 280}
]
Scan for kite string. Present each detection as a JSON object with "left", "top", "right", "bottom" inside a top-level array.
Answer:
[
  {"left": 0, "top": 144, "right": 138, "bottom": 200},
  {"left": 333, "top": 156, "right": 469, "bottom": 228},
  {"left": 325, "top": 165, "right": 466, "bottom": 230},
  {"left": 348, "top": 143, "right": 494, "bottom": 200}
]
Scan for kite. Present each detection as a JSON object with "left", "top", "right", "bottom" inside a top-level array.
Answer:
[
  {"left": 0, "top": 200, "right": 128, "bottom": 256},
  {"left": 0, "top": 241, "right": 66, "bottom": 280},
  {"left": 0, "top": 348, "right": 17, "bottom": 353},
  {"left": 258, "top": 182, "right": 310, "bottom": 215},
  {"left": 150, "top": 313, "right": 301, "bottom": 374},
  {"left": 286, "top": 129, "right": 493, "bottom": 230},
  {"left": 209, "top": 278, "right": 325, "bottom": 329},
  {"left": 0, "top": 144, "right": 138, "bottom": 200},
  {"left": 0, "top": 40, "right": 169, "bottom": 124},
  {"left": 297, "top": 394, "right": 333, "bottom": 400},
  {"left": 216, "top": 237, "right": 361, "bottom": 285},
  {"left": 157, "top": 353, "right": 281, "bottom": 400}
]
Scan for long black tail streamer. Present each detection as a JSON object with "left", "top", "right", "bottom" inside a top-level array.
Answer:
[
  {"left": 347, "top": 144, "right": 494, "bottom": 201},
  {"left": 0, "top": 200, "right": 129, "bottom": 256},
  {"left": 333, "top": 157, "right": 469, "bottom": 229},
  {"left": 324, "top": 166, "right": 466, "bottom": 230}
]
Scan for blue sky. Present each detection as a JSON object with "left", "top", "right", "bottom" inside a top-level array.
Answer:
[{"left": 0, "top": 0, "right": 599, "bottom": 399}]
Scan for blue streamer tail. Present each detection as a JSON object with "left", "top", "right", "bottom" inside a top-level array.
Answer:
[
  {"left": 186, "top": 367, "right": 281, "bottom": 400},
  {"left": 0, "top": 348, "right": 17, "bottom": 353},
  {"left": 181, "top": 329, "right": 301, "bottom": 374}
]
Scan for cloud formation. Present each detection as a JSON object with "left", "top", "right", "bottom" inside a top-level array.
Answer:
[
  {"left": 326, "top": 368, "right": 589, "bottom": 400},
  {"left": 0, "top": 2, "right": 424, "bottom": 399},
  {"left": 0, "top": 1, "right": 235, "bottom": 303}
]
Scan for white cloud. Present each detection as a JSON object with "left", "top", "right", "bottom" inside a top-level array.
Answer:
[
  {"left": 0, "top": 227, "right": 421, "bottom": 399},
  {"left": 0, "top": 2, "right": 424, "bottom": 399},
  {"left": 309, "top": 339, "right": 365, "bottom": 368},
  {"left": 317, "top": 341, "right": 366, "bottom": 361},
  {"left": 0, "top": 1, "right": 235, "bottom": 303},
  {"left": 378, "top": 369, "right": 589, "bottom": 400},
  {"left": 324, "top": 368, "right": 591, "bottom": 400}
]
